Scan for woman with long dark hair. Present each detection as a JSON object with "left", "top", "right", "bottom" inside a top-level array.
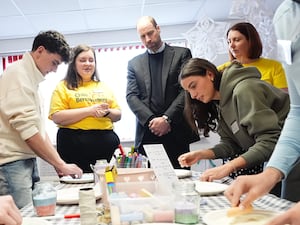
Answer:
[{"left": 178, "top": 58, "right": 289, "bottom": 182}]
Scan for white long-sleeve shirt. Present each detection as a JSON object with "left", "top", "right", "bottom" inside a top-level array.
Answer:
[
  {"left": 0, "top": 52, "right": 45, "bottom": 165},
  {"left": 266, "top": 0, "right": 300, "bottom": 177}
]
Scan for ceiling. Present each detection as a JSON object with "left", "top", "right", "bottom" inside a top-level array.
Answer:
[{"left": 0, "top": 0, "right": 283, "bottom": 41}]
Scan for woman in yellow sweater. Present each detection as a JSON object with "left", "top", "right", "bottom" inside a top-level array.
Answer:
[
  {"left": 49, "top": 44, "right": 121, "bottom": 172},
  {"left": 218, "top": 22, "right": 288, "bottom": 92}
]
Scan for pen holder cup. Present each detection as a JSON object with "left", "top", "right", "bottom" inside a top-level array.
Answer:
[
  {"left": 114, "top": 154, "right": 149, "bottom": 168},
  {"left": 97, "top": 168, "right": 156, "bottom": 206},
  {"left": 108, "top": 181, "right": 175, "bottom": 225}
]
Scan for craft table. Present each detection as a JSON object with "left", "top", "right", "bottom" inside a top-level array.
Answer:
[{"left": 20, "top": 172, "right": 295, "bottom": 225}]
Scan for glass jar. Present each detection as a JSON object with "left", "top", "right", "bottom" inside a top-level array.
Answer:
[
  {"left": 173, "top": 182, "right": 200, "bottom": 224},
  {"left": 94, "top": 159, "right": 109, "bottom": 173},
  {"left": 91, "top": 159, "right": 109, "bottom": 196},
  {"left": 32, "top": 182, "right": 57, "bottom": 216}
]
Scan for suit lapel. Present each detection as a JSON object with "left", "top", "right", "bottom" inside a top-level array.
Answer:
[
  {"left": 140, "top": 52, "right": 151, "bottom": 96},
  {"left": 141, "top": 45, "right": 174, "bottom": 98},
  {"left": 162, "top": 45, "right": 174, "bottom": 95}
]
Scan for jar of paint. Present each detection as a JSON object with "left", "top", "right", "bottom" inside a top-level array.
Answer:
[{"left": 173, "top": 181, "right": 200, "bottom": 224}]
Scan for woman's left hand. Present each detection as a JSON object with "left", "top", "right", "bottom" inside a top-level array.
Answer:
[{"left": 201, "top": 164, "right": 232, "bottom": 181}]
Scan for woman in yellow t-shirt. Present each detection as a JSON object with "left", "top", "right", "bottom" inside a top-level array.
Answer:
[
  {"left": 218, "top": 22, "right": 288, "bottom": 92},
  {"left": 217, "top": 22, "right": 288, "bottom": 197},
  {"left": 49, "top": 44, "right": 121, "bottom": 172}
]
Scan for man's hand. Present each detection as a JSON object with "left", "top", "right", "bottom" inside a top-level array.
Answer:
[
  {"left": 148, "top": 116, "right": 171, "bottom": 136},
  {"left": 55, "top": 163, "right": 83, "bottom": 179}
]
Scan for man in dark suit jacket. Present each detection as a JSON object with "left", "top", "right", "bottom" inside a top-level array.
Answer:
[{"left": 126, "top": 16, "right": 199, "bottom": 169}]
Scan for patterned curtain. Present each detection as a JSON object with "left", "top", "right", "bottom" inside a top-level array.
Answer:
[{"left": 183, "top": 0, "right": 278, "bottom": 62}]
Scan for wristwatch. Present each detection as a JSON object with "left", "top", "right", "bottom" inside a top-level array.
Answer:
[{"left": 162, "top": 115, "right": 171, "bottom": 124}]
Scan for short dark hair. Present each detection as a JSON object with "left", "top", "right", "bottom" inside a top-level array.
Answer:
[
  {"left": 227, "top": 22, "right": 262, "bottom": 60},
  {"left": 31, "top": 30, "right": 70, "bottom": 63}
]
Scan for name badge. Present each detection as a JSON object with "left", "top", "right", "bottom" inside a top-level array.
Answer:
[
  {"left": 277, "top": 40, "right": 292, "bottom": 65},
  {"left": 231, "top": 121, "right": 239, "bottom": 134}
]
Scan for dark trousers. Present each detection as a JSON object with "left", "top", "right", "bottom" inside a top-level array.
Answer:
[
  {"left": 138, "top": 128, "right": 190, "bottom": 169},
  {"left": 57, "top": 128, "right": 120, "bottom": 173}
]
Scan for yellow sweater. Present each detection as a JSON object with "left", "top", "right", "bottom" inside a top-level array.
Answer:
[{"left": 218, "top": 58, "right": 288, "bottom": 89}]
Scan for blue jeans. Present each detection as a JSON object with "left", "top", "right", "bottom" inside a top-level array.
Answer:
[{"left": 0, "top": 158, "right": 40, "bottom": 208}]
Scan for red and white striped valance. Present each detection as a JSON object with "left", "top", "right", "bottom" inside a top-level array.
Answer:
[
  {"left": 2, "top": 54, "right": 23, "bottom": 70},
  {"left": 1, "top": 41, "right": 186, "bottom": 72},
  {"left": 97, "top": 45, "right": 146, "bottom": 52}
]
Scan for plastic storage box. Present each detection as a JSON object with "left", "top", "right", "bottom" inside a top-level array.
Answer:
[
  {"left": 108, "top": 181, "right": 175, "bottom": 225},
  {"left": 97, "top": 168, "right": 156, "bottom": 205}
]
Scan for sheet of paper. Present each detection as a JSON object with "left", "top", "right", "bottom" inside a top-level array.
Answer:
[{"left": 143, "top": 144, "right": 179, "bottom": 191}]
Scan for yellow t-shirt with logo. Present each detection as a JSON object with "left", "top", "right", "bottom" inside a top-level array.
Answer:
[
  {"left": 218, "top": 58, "right": 288, "bottom": 89},
  {"left": 49, "top": 80, "right": 120, "bottom": 130}
]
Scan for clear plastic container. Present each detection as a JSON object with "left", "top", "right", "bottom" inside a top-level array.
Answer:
[
  {"left": 173, "top": 181, "right": 200, "bottom": 224},
  {"left": 109, "top": 181, "right": 175, "bottom": 224},
  {"left": 91, "top": 159, "right": 109, "bottom": 185},
  {"left": 32, "top": 182, "right": 57, "bottom": 216}
]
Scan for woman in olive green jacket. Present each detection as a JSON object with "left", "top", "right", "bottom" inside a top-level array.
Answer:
[{"left": 178, "top": 58, "right": 290, "bottom": 182}]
